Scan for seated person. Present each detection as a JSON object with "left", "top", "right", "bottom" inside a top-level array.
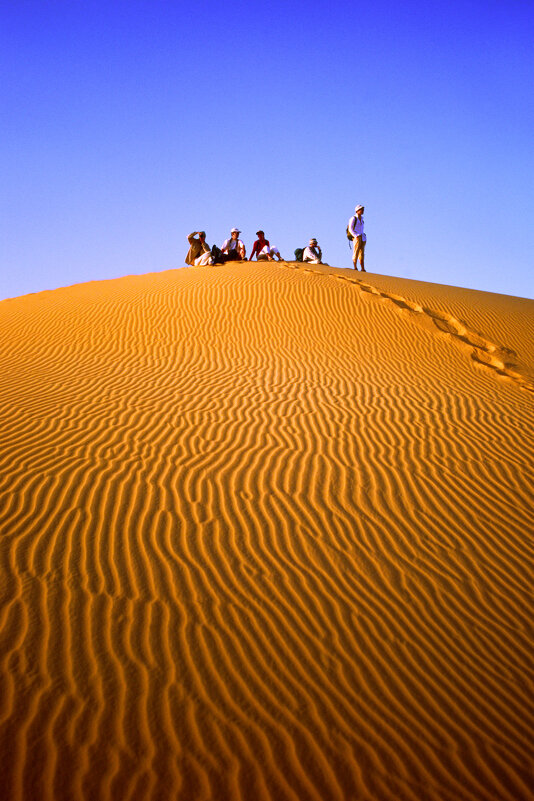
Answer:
[
  {"left": 249, "top": 230, "right": 283, "bottom": 261},
  {"left": 221, "top": 228, "right": 246, "bottom": 261},
  {"left": 185, "top": 231, "right": 213, "bottom": 266},
  {"left": 302, "top": 238, "right": 323, "bottom": 264}
]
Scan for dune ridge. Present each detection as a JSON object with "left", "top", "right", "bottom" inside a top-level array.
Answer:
[{"left": 0, "top": 262, "right": 533, "bottom": 801}]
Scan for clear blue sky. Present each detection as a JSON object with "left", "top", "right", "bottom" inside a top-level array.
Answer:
[{"left": 2, "top": 0, "right": 533, "bottom": 300}]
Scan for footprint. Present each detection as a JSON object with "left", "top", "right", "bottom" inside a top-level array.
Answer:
[
  {"left": 279, "top": 261, "right": 533, "bottom": 393},
  {"left": 389, "top": 296, "right": 419, "bottom": 312}
]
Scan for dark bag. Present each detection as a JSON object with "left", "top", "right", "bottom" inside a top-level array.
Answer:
[{"left": 294, "top": 248, "right": 304, "bottom": 262}]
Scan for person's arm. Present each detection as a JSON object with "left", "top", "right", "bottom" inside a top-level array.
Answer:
[
  {"left": 188, "top": 232, "right": 199, "bottom": 244},
  {"left": 221, "top": 238, "right": 229, "bottom": 254},
  {"left": 238, "top": 240, "right": 246, "bottom": 258},
  {"left": 249, "top": 240, "right": 259, "bottom": 260},
  {"left": 348, "top": 217, "right": 358, "bottom": 238}
]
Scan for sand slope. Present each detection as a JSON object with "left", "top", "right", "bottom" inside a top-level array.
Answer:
[{"left": 0, "top": 262, "right": 533, "bottom": 801}]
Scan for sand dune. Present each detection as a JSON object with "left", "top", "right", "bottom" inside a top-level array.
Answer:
[{"left": 0, "top": 261, "right": 533, "bottom": 801}]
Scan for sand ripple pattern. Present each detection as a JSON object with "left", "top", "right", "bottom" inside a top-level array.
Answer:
[
  {"left": 0, "top": 264, "right": 533, "bottom": 801},
  {"left": 283, "top": 262, "right": 534, "bottom": 393}
]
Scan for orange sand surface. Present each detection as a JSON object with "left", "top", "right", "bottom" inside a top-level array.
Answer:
[{"left": 0, "top": 262, "right": 533, "bottom": 801}]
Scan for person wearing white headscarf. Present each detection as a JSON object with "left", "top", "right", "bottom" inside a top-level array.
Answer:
[{"left": 302, "top": 238, "right": 323, "bottom": 264}]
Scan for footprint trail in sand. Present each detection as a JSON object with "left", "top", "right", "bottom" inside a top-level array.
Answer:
[{"left": 283, "top": 261, "right": 534, "bottom": 393}]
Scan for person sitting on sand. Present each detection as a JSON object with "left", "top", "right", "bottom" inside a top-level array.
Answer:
[
  {"left": 221, "top": 228, "right": 246, "bottom": 261},
  {"left": 249, "top": 231, "right": 283, "bottom": 262},
  {"left": 302, "top": 238, "right": 323, "bottom": 264},
  {"left": 348, "top": 204, "right": 366, "bottom": 271},
  {"left": 185, "top": 231, "right": 213, "bottom": 267}
]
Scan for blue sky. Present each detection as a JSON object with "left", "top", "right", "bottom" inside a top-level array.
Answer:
[{"left": 2, "top": 0, "right": 533, "bottom": 300}]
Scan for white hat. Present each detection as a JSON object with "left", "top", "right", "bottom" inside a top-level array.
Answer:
[
  {"left": 230, "top": 227, "right": 241, "bottom": 234},
  {"left": 355, "top": 205, "right": 364, "bottom": 213}
]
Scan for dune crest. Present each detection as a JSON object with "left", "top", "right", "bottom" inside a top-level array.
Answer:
[{"left": 1, "top": 262, "right": 533, "bottom": 801}]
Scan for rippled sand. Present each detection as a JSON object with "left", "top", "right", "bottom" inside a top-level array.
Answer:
[{"left": 1, "top": 262, "right": 533, "bottom": 801}]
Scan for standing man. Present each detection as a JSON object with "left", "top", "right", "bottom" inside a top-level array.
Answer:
[
  {"left": 185, "top": 231, "right": 213, "bottom": 266},
  {"left": 221, "top": 228, "right": 246, "bottom": 261},
  {"left": 348, "top": 205, "right": 366, "bottom": 271},
  {"left": 302, "top": 238, "right": 323, "bottom": 264}
]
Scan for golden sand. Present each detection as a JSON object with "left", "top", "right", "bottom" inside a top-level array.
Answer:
[{"left": 0, "top": 262, "right": 533, "bottom": 801}]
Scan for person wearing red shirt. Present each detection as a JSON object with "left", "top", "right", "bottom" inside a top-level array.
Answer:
[{"left": 249, "top": 231, "right": 283, "bottom": 261}]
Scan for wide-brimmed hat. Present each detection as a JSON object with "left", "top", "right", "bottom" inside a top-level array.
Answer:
[
  {"left": 355, "top": 205, "right": 364, "bottom": 213},
  {"left": 256, "top": 230, "right": 265, "bottom": 237},
  {"left": 231, "top": 227, "right": 241, "bottom": 234}
]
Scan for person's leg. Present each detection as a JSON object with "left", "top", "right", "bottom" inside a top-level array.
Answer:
[
  {"left": 352, "top": 237, "right": 361, "bottom": 270},
  {"left": 211, "top": 245, "right": 224, "bottom": 264},
  {"left": 359, "top": 241, "right": 366, "bottom": 271},
  {"left": 194, "top": 251, "right": 213, "bottom": 266}
]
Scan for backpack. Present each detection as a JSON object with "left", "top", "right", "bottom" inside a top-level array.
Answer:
[
  {"left": 346, "top": 216, "right": 355, "bottom": 242},
  {"left": 294, "top": 248, "right": 304, "bottom": 262}
]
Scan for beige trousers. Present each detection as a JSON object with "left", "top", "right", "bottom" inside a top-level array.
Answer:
[{"left": 353, "top": 236, "right": 366, "bottom": 270}]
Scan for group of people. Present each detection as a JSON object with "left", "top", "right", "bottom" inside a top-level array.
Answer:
[
  {"left": 185, "top": 204, "right": 367, "bottom": 272},
  {"left": 185, "top": 228, "right": 284, "bottom": 267}
]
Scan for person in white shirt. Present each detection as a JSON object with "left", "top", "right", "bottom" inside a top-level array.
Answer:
[
  {"left": 348, "top": 205, "right": 366, "bottom": 271},
  {"left": 302, "top": 238, "right": 323, "bottom": 264},
  {"left": 221, "top": 228, "right": 246, "bottom": 261}
]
